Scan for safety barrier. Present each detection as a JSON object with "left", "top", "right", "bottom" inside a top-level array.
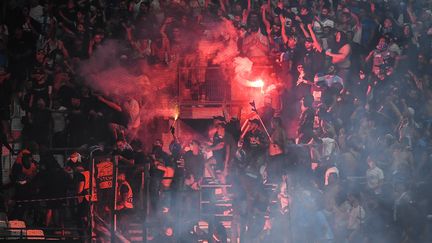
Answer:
[
  {"left": 0, "top": 226, "right": 86, "bottom": 241},
  {"left": 0, "top": 211, "right": 87, "bottom": 241},
  {"left": 14, "top": 195, "right": 86, "bottom": 203},
  {"left": 177, "top": 64, "right": 274, "bottom": 104}
]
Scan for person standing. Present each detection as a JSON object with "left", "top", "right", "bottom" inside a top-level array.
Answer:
[
  {"left": 366, "top": 156, "right": 384, "bottom": 195},
  {"left": 243, "top": 119, "right": 269, "bottom": 172},
  {"left": 183, "top": 140, "right": 204, "bottom": 215},
  {"left": 325, "top": 31, "right": 351, "bottom": 83},
  {"left": 204, "top": 123, "right": 235, "bottom": 198},
  {"left": 0, "top": 68, "right": 12, "bottom": 141},
  {"left": 297, "top": 95, "right": 315, "bottom": 144},
  {"left": 184, "top": 140, "right": 204, "bottom": 191}
]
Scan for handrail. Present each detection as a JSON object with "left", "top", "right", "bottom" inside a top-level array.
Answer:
[
  {"left": 177, "top": 65, "right": 274, "bottom": 70},
  {"left": 14, "top": 195, "right": 85, "bottom": 203},
  {"left": 0, "top": 227, "right": 86, "bottom": 231},
  {"left": 0, "top": 227, "right": 87, "bottom": 240},
  {"left": 179, "top": 100, "right": 246, "bottom": 105}
]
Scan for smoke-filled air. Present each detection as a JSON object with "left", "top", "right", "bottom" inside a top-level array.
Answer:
[{"left": 1, "top": 0, "right": 432, "bottom": 242}]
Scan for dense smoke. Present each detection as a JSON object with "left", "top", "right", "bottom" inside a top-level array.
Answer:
[
  {"left": 78, "top": 18, "right": 267, "bottom": 139},
  {"left": 79, "top": 40, "right": 177, "bottom": 113},
  {"left": 198, "top": 19, "right": 240, "bottom": 65}
]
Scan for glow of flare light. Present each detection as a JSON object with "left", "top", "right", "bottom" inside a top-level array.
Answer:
[
  {"left": 248, "top": 79, "right": 264, "bottom": 88},
  {"left": 245, "top": 79, "right": 265, "bottom": 94},
  {"left": 171, "top": 103, "right": 179, "bottom": 128},
  {"left": 173, "top": 103, "right": 179, "bottom": 121},
  {"left": 172, "top": 112, "right": 179, "bottom": 128}
]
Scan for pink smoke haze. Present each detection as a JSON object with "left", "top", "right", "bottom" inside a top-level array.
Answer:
[{"left": 78, "top": 20, "right": 280, "bottom": 146}]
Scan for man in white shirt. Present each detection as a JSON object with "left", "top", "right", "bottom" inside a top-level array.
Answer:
[{"left": 366, "top": 156, "right": 384, "bottom": 195}]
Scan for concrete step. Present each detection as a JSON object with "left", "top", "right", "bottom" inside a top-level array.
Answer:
[
  {"left": 127, "top": 229, "right": 143, "bottom": 234},
  {"left": 124, "top": 222, "right": 144, "bottom": 242},
  {"left": 130, "top": 236, "right": 143, "bottom": 242}
]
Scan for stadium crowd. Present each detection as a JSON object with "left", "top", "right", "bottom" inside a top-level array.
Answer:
[{"left": 0, "top": 0, "right": 432, "bottom": 242}]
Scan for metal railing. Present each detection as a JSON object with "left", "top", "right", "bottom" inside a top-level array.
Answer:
[
  {"left": 177, "top": 64, "right": 275, "bottom": 105},
  {"left": 178, "top": 65, "right": 230, "bottom": 103},
  {"left": 0, "top": 227, "right": 86, "bottom": 241}
]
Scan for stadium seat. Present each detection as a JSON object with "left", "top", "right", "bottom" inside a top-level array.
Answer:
[
  {"left": 26, "top": 229, "right": 45, "bottom": 240},
  {"left": 8, "top": 220, "right": 26, "bottom": 239}
]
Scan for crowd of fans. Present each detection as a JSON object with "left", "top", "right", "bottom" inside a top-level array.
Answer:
[{"left": 0, "top": 0, "right": 432, "bottom": 242}]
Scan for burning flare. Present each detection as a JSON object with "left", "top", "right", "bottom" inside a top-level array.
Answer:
[{"left": 248, "top": 79, "right": 264, "bottom": 88}]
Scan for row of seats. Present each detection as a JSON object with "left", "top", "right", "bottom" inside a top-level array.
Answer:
[{"left": 0, "top": 214, "right": 44, "bottom": 240}]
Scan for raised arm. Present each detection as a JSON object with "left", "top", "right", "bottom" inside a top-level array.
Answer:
[
  {"left": 299, "top": 22, "right": 311, "bottom": 38},
  {"left": 97, "top": 95, "right": 122, "bottom": 112},
  {"left": 351, "top": 12, "right": 361, "bottom": 30},
  {"left": 365, "top": 50, "right": 374, "bottom": 63},
  {"left": 280, "top": 15, "right": 288, "bottom": 44},
  {"left": 307, "top": 24, "right": 322, "bottom": 52},
  {"left": 242, "top": 0, "right": 251, "bottom": 25},
  {"left": 160, "top": 17, "right": 172, "bottom": 52},
  {"left": 406, "top": 3, "right": 417, "bottom": 24},
  {"left": 59, "top": 22, "right": 76, "bottom": 36},
  {"left": 408, "top": 70, "right": 424, "bottom": 91},
  {"left": 218, "top": 0, "right": 226, "bottom": 13},
  {"left": 261, "top": 5, "right": 272, "bottom": 37},
  {"left": 160, "top": 18, "right": 170, "bottom": 40},
  {"left": 59, "top": 9, "right": 74, "bottom": 25},
  {"left": 386, "top": 97, "right": 403, "bottom": 121}
]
